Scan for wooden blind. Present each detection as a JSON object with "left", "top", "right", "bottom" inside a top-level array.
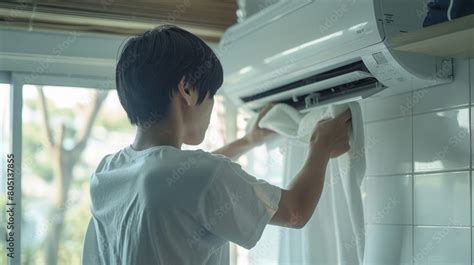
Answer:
[{"left": 0, "top": 0, "right": 237, "bottom": 41}]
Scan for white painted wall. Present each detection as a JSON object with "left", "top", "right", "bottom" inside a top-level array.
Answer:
[{"left": 0, "top": 28, "right": 127, "bottom": 81}]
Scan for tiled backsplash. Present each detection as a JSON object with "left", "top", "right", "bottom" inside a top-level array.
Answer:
[{"left": 361, "top": 58, "right": 472, "bottom": 265}]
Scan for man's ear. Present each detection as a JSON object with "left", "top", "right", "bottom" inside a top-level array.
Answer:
[{"left": 177, "top": 77, "right": 193, "bottom": 106}]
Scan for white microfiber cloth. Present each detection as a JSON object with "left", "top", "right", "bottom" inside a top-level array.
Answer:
[
  {"left": 295, "top": 102, "right": 366, "bottom": 185},
  {"left": 258, "top": 103, "right": 364, "bottom": 164},
  {"left": 256, "top": 102, "right": 366, "bottom": 264},
  {"left": 258, "top": 103, "right": 303, "bottom": 139},
  {"left": 327, "top": 102, "right": 366, "bottom": 264},
  {"left": 246, "top": 104, "right": 304, "bottom": 149}
]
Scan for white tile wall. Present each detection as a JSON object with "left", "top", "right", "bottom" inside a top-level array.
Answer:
[
  {"left": 363, "top": 92, "right": 413, "bottom": 122},
  {"left": 412, "top": 59, "right": 470, "bottom": 115},
  {"left": 413, "top": 108, "right": 470, "bottom": 172},
  {"left": 413, "top": 226, "right": 470, "bottom": 265},
  {"left": 364, "top": 225, "right": 412, "bottom": 265},
  {"left": 365, "top": 117, "right": 413, "bottom": 176},
  {"left": 361, "top": 59, "right": 472, "bottom": 264},
  {"left": 366, "top": 175, "right": 412, "bottom": 225},
  {"left": 414, "top": 172, "right": 470, "bottom": 226}
]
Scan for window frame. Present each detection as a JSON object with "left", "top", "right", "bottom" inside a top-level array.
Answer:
[
  {"left": 3, "top": 70, "right": 238, "bottom": 265},
  {"left": 4, "top": 71, "right": 115, "bottom": 265}
]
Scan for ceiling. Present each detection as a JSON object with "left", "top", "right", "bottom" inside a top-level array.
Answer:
[{"left": 0, "top": 0, "right": 238, "bottom": 42}]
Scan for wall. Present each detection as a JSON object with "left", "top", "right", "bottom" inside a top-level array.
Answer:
[
  {"left": 0, "top": 28, "right": 127, "bottom": 80},
  {"left": 361, "top": 58, "right": 473, "bottom": 265}
]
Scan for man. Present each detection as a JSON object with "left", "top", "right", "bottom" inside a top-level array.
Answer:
[{"left": 83, "top": 25, "right": 351, "bottom": 265}]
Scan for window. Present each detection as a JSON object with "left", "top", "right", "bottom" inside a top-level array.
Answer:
[
  {"left": 20, "top": 85, "right": 134, "bottom": 265},
  {"left": 183, "top": 95, "right": 226, "bottom": 151},
  {"left": 1, "top": 83, "right": 12, "bottom": 265},
  {"left": 19, "top": 84, "right": 227, "bottom": 265},
  {"left": 233, "top": 110, "right": 285, "bottom": 265}
]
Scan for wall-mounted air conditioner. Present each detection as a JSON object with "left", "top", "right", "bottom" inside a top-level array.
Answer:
[{"left": 218, "top": 0, "right": 453, "bottom": 113}]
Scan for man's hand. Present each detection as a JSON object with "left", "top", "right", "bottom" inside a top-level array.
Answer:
[
  {"left": 245, "top": 103, "right": 277, "bottom": 146},
  {"left": 212, "top": 103, "right": 277, "bottom": 160},
  {"left": 310, "top": 109, "right": 352, "bottom": 158},
  {"left": 270, "top": 109, "right": 352, "bottom": 229}
]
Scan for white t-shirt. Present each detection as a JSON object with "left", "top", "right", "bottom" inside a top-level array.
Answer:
[{"left": 81, "top": 145, "right": 282, "bottom": 265}]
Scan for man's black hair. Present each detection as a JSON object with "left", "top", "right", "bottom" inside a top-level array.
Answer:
[{"left": 115, "top": 25, "right": 223, "bottom": 126}]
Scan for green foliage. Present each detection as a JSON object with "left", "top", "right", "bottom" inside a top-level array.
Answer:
[
  {"left": 21, "top": 245, "right": 42, "bottom": 265},
  {"left": 57, "top": 185, "right": 91, "bottom": 265},
  {"left": 96, "top": 110, "right": 131, "bottom": 131},
  {"left": 22, "top": 122, "right": 53, "bottom": 182},
  {"left": 20, "top": 87, "right": 133, "bottom": 265},
  {"left": 24, "top": 98, "right": 39, "bottom": 110}
]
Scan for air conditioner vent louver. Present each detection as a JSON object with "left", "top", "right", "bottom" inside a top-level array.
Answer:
[
  {"left": 241, "top": 60, "right": 370, "bottom": 103},
  {"left": 250, "top": 77, "right": 381, "bottom": 112},
  {"left": 281, "top": 77, "right": 379, "bottom": 110}
]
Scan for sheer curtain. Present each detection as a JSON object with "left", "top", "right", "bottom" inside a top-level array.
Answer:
[
  {"left": 237, "top": 142, "right": 286, "bottom": 265},
  {"left": 240, "top": 139, "right": 322, "bottom": 265},
  {"left": 239, "top": 105, "right": 366, "bottom": 265},
  {"left": 278, "top": 142, "right": 364, "bottom": 265},
  {"left": 233, "top": 110, "right": 287, "bottom": 264},
  {"left": 233, "top": 134, "right": 312, "bottom": 265}
]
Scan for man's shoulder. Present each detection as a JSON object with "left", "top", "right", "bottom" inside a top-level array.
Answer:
[
  {"left": 137, "top": 148, "right": 230, "bottom": 208},
  {"left": 138, "top": 147, "right": 229, "bottom": 187},
  {"left": 141, "top": 147, "right": 226, "bottom": 168}
]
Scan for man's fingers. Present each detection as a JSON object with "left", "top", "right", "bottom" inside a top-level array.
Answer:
[
  {"left": 259, "top": 102, "right": 275, "bottom": 118},
  {"left": 345, "top": 118, "right": 352, "bottom": 129},
  {"left": 336, "top": 109, "right": 352, "bottom": 123},
  {"left": 318, "top": 118, "right": 331, "bottom": 124}
]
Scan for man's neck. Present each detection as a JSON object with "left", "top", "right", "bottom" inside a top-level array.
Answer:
[{"left": 132, "top": 120, "right": 183, "bottom": 150}]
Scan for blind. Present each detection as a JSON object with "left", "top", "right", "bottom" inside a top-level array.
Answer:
[{"left": 0, "top": 0, "right": 237, "bottom": 41}]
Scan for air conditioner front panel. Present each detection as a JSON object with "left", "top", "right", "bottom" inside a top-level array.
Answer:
[{"left": 219, "top": 0, "right": 385, "bottom": 94}]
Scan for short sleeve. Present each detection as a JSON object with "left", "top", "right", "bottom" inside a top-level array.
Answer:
[{"left": 197, "top": 158, "right": 282, "bottom": 249}]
